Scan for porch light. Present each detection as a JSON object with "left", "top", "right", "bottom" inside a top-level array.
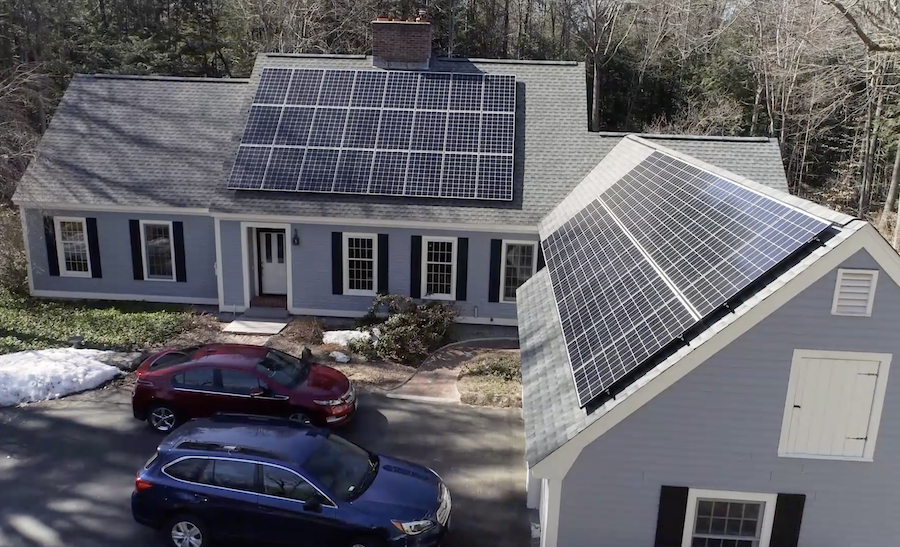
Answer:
[{"left": 292, "top": 229, "right": 300, "bottom": 246}]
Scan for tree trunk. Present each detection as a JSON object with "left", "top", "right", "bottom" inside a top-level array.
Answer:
[
  {"left": 750, "top": 83, "right": 762, "bottom": 136},
  {"left": 880, "top": 134, "right": 900, "bottom": 229},
  {"left": 860, "top": 85, "right": 884, "bottom": 216},
  {"left": 591, "top": 53, "right": 601, "bottom": 132}
]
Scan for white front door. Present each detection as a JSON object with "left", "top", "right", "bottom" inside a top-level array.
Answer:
[{"left": 258, "top": 230, "right": 287, "bottom": 295}]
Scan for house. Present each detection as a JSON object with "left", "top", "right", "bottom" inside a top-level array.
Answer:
[
  {"left": 13, "top": 18, "right": 789, "bottom": 326},
  {"left": 518, "top": 135, "right": 900, "bottom": 547}
]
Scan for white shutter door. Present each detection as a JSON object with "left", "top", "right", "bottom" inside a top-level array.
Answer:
[
  {"left": 842, "top": 360, "right": 880, "bottom": 458},
  {"left": 832, "top": 270, "right": 877, "bottom": 316}
]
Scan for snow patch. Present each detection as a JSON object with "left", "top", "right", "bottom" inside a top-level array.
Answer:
[
  {"left": 0, "top": 349, "right": 123, "bottom": 407},
  {"left": 322, "top": 330, "right": 370, "bottom": 347},
  {"left": 329, "top": 351, "right": 351, "bottom": 363}
]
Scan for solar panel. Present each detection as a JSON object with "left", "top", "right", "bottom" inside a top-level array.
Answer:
[
  {"left": 227, "top": 68, "right": 516, "bottom": 200},
  {"left": 543, "top": 151, "right": 832, "bottom": 408}
]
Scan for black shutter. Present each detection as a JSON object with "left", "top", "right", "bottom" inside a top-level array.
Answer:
[
  {"left": 770, "top": 494, "right": 805, "bottom": 547},
  {"left": 654, "top": 486, "right": 689, "bottom": 547},
  {"left": 536, "top": 242, "right": 545, "bottom": 271},
  {"left": 332, "top": 232, "right": 342, "bottom": 295},
  {"left": 129, "top": 220, "right": 144, "bottom": 280},
  {"left": 86, "top": 218, "right": 102, "bottom": 278},
  {"left": 173, "top": 221, "right": 186, "bottom": 282},
  {"left": 377, "top": 234, "right": 389, "bottom": 294},
  {"left": 410, "top": 235, "right": 422, "bottom": 298},
  {"left": 488, "top": 239, "right": 502, "bottom": 302},
  {"left": 456, "top": 238, "right": 468, "bottom": 301},
  {"left": 43, "top": 217, "right": 59, "bottom": 277}
]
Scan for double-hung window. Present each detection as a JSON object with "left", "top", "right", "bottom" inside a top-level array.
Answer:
[
  {"left": 422, "top": 236, "right": 457, "bottom": 300},
  {"left": 501, "top": 240, "right": 537, "bottom": 302},
  {"left": 140, "top": 221, "right": 175, "bottom": 281},
  {"left": 682, "top": 490, "right": 777, "bottom": 547},
  {"left": 343, "top": 233, "right": 377, "bottom": 296},
  {"left": 55, "top": 217, "right": 91, "bottom": 277}
]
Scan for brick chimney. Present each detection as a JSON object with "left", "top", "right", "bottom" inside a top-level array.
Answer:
[{"left": 371, "top": 15, "right": 433, "bottom": 70}]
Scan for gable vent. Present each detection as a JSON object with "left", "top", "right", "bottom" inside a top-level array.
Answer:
[{"left": 832, "top": 269, "right": 878, "bottom": 317}]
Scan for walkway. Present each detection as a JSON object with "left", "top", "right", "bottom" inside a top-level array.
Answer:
[{"left": 387, "top": 338, "right": 519, "bottom": 403}]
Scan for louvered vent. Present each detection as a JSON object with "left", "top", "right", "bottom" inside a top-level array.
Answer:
[{"left": 832, "top": 269, "right": 878, "bottom": 317}]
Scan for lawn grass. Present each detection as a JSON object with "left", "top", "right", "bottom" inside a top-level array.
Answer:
[{"left": 0, "top": 289, "right": 193, "bottom": 354}]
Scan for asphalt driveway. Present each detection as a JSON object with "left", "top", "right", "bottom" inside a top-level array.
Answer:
[{"left": 0, "top": 385, "right": 530, "bottom": 547}]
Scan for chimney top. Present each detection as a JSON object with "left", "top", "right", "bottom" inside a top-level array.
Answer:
[{"left": 371, "top": 17, "right": 433, "bottom": 70}]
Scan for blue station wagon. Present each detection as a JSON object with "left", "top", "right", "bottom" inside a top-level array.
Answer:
[{"left": 132, "top": 414, "right": 451, "bottom": 547}]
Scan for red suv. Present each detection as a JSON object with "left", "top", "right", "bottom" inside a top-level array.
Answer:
[{"left": 131, "top": 344, "right": 356, "bottom": 432}]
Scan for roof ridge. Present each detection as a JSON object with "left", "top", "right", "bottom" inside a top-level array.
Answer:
[
  {"left": 437, "top": 57, "right": 580, "bottom": 66},
  {"left": 90, "top": 74, "right": 249, "bottom": 83},
  {"left": 262, "top": 53, "right": 368, "bottom": 59},
  {"left": 595, "top": 131, "right": 773, "bottom": 143}
]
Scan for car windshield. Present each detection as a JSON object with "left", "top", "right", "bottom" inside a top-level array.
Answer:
[
  {"left": 256, "top": 350, "right": 310, "bottom": 388},
  {"left": 303, "top": 434, "right": 377, "bottom": 502}
]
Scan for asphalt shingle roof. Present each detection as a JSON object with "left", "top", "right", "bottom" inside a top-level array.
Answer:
[
  {"left": 519, "top": 135, "right": 856, "bottom": 467},
  {"left": 13, "top": 74, "right": 248, "bottom": 208},
  {"left": 14, "top": 56, "right": 792, "bottom": 226}
]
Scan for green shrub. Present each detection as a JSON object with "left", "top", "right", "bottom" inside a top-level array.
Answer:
[
  {"left": 463, "top": 355, "right": 521, "bottom": 382},
  {"left": 347, "top": 336, "right": 377, "bottom": 360},
  {"left": 358, "top": 294, "right": 458, "bottom": 365},
  {"left": 0, "top": 207, "right": 27, "bottom": 295}
]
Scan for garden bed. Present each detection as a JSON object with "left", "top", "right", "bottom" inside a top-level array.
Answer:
[{"left": 458, "top": 350, "right": 522, "bottom": 408}]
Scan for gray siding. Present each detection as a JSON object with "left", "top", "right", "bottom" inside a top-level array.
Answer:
[
  {"left": 558, "top": 250, "right": 900, "bottom": 547},
  {"left": 219, "top": 220, "right": 245, "bottom": 308},
  {"left": 291, "top": 224, "right": 533, "bottom": 320},
  {"left": 24, "top": 208, "right": 217, "bottom": 301}
]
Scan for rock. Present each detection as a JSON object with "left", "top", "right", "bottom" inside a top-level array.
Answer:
[
  {"left": 95, "top": 351, "right": 146, "bottom": 372},
  {"left": 330, "top": 351, "right": 351, "bottom": 363}
]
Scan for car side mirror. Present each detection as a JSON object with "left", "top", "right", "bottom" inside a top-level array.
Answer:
[
  {"left": 249, "top": 387, "right": 266, "bottom": 397},
  {"left": 301, "top": 346, "right": 312, "bottom": 361},
  {"left": 303, "top": 498, "right": 322, "bottom": 513}
]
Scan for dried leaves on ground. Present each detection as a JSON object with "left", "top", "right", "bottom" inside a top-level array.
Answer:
[{"left": 458, "top": 350, "right": 522, "bottom": 408}]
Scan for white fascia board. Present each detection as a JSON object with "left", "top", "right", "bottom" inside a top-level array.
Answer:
[
  {"left": 531, "top": 223, "right": 888, "bottom": 480},
  {"left": 16, "top": 202, "right": 210, "bottom": 216},
  {"left": 213, "top": 212, "right": 538, "bottom": 234}
]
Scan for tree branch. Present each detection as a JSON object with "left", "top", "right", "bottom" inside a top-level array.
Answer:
[{"left": 824, "top": 0, "right": 900, "bottom": 51}]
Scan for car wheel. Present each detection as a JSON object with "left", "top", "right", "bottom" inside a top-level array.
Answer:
[
  {"left": 147, "top": 404, "right": 178, "bottom": 433},
  {"left": 165, "top": 514, "right": 209, "bottom": 547},
  {"left": 349, "top": 536, "right": 385, "bottom": 547},
  {"left": 288, "top": 411, "right": 311, "bottom": 425}
]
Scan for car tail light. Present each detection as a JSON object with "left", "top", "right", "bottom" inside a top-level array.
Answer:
[{"left": 134, "top": 477, "right": 154, "bottom": 492}]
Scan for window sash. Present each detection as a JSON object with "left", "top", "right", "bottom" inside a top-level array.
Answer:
[
  {"left": 343, "top": 233, "right": 377, "bottom": 296},
  {"left": 423, "top": 238, "right": 455, "bottom": 299},
  {"left": 501, "top": 241, "right": 536, "bottom": 302},
  {"left": 141, "top": 221, "right": 175, "bottom": 281},
  {"left": 681, "top": 490, "right": 777, "bottom": 547},
  {"left": 55, "top": 218, "right": 91, "bottom": 277}
]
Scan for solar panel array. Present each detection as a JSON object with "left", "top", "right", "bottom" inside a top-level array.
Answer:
[
  {"left": 542, "top": 151, "right": 831, "bottom": 408},
  {"left": 227, "top": 68, "right": 516, "bottom": 200}
]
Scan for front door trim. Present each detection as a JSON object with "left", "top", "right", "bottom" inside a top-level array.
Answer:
[
  {"left": 256, "top": 228, "right": 287, "bottom": 297},
  {"left": 241, "top": 222, "right": 292, "bottom": 310}
]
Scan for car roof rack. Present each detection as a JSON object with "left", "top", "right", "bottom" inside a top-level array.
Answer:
[
  {"left": 175, "top": 440, "right": 285, "bottom": 460},
  {"left": 208, "top": 412, "right": 308, "bottom": 428}
]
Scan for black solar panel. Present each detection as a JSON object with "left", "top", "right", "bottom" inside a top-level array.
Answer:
[
  {"left": 543, "top": 151, "right": 832, "bottom": 408},
  {"left": 226, "top": 68, "right": 516, "bottom": 200}
]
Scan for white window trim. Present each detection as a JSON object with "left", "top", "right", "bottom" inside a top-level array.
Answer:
[
  {"left": 54, "top": 216, "right": 91, "bottom": 278},
  {"left": 500, "top": 239, "right": 538, "bottom": 303},
  {"left": 421, "top": 236, "right": 457, "bottom": 301},
  {"left": 342, "top": 232, "right": 378, "bottom": 297},
  {"left": 831, "top": 268, "right": 878, "bottom": 317},
  {"left": 140, "top": 220, "right": 176, "bottom": 282},
  {"left": 778, "top": 349, "right": 891, "bottom": 462},
  {"left": 681, "top": 489, "right": 778, "bottom": 547}
]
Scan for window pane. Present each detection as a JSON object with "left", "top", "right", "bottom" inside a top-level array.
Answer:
[
  {"left": 277, "top": 234, "right": 285, "bottom": 264},
  {"left": 503, "top": 243, "right": 535, "bottom": 300},
  {"left": 211, "top": 460, "right": 256, "bottom": 491},
  {"left": 220, "top": 369, "right": 261, "bottom": 395},
  {"left": 262, "top": 465, "right": 317, "bottom": 500},
  {"left": 265, "top": 233, "right": 272, "bottom": 262},
  {"left": 346, "top": 236, "right": 375, "bottom": 292},
  {"left": 693, "top": 500, "right": 763, "bottom": 547},
  {"left": 144, "top": 223, "right": 173, "bottom": 279},
  {"left": 59, "top": 221, "right": 89, "bottom": 273},
  {"left": 166, "top": 458, "right": 210, "bottom": 482},
  {"left": 174, "top": 368, "right": 215, "bottom": 389},
  {"left": 425, "top": 240, "right": 454, "bottom": 296}
]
